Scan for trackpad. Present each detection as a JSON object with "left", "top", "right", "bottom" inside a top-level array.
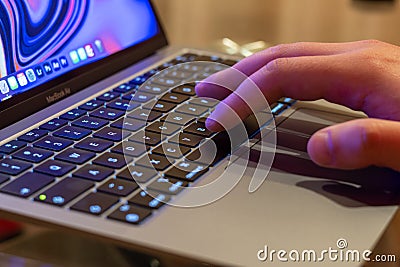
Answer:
[
  {"left": 276, "top": 108, "right": 359, "bottom": 152},
  {"left": 278, "top": 107, "right": 359, "bottom": 136},
  {"left": 266, "top": 108, "right": 400, "bottom": 206}
]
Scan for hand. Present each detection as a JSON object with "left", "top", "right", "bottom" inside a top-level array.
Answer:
[{"left": 196, "top": 40, "right": 400, "bottom": 171}]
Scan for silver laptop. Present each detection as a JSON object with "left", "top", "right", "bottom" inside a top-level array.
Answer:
[{"left": 0, "top": 1, "right": 399, "bottom": 266}]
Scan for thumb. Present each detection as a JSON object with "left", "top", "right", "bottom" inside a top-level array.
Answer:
[{"left": 307, "top": 118, "right": 400, "bottom": 171}]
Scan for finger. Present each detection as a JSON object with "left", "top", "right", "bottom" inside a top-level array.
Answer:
[
  {"left": 196, "top": 41, "right": 362, "bottom": 100},
  {"left": 307, "top": 118, "right": 400, "bottom": 171},
  {"left": 206, "top": 54, "right": 369, "bottom": 131}
]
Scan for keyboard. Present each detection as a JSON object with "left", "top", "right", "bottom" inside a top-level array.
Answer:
[{"left": 0, "top": 52, "right": 295, "bottom": 225}]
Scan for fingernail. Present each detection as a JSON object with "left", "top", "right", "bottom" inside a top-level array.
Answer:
[
  {"left": 205, "top": 118, "right": 223, "bottom": 132},
  {"left": 194, "top": 82, "right": 206, "bottom": 95},
  {"left": 308, "top": 131, "right": 334, "bottom": 166}
]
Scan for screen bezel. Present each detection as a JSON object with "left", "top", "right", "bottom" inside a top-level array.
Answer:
[{"left": 0, "top": 0, "right": 168, "bottom": 129}]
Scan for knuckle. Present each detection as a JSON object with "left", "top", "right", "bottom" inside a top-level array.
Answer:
[
  {"left": 359, "top": 39, "right": 382, "bottom": 47},
  {"left": 358, "top": 120, "right": 381, "bottom": 153},
  {"left": 268, "top": 44, "right": 288, "bottom": 56},
  {"left": 265, "top": 57, "right": 290, "bottom": 73},
  {"left": 349, "top": 48, "right": 383, "bottom": 73}
]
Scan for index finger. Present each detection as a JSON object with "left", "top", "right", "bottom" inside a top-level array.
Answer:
[
  {"left": 196, "top": 41, "right": 361, "bottom": 101},
  {"left": 205, "top": 53, "right": 375, "bottom": 132}
]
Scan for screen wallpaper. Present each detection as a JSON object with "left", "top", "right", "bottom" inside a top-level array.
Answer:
[{"left": 0, "top": 0, "right": 159, "bottom": 102}]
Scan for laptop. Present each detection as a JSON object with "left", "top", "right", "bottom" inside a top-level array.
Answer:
[{"left": 0, "top": 1, "right": 399, "bottom": 266}]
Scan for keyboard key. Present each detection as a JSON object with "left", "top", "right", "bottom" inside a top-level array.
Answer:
[
  {"left": 160, "top": 93, "right": 190, "bottom": 104},
  {"left": 0, "top": 140, "right": 26, "bottom": 154},
  {"left": 186, "top": 134, "right": 230, "bottom": 166},
  {"left": 152, "top": 143, "right": 190, "bottom": 159},
  {"left": 194, "top": 71, "right": 214, "bottom": 80},
  {"left": 113, "top": 83, "right": 137, "bottom": 93},
  {"left": 145, "top": 122, "right": 180, "bottom": 136},
  {"left": 92, "top": 153, "right": 129, "bottom": 169},
  {"left": 34, "top": 136, "right": 73, "bottom": 151},
  {"left": 75, "top": 137, "right": 113, "bottom": 153},
  {"left": 129, "top": 75, "right": 148, "bottom": 85},
  {"left": 169, "top": 132, "right": 204, "bottom": 148},
  {"left": 147, "top": 177, "right": 188, "bottom": 195},
  {"left": 197, "top": 116, "right": 208, "bottom": 123},
  {"left": 278, "top": 97, "right": 296, "bottom": 105},
  {"left": 183, "top": 121, "right": 213, "bottom": 137},
  {"left": 0, "top": 158, "right": 32, "bottom": 175},
  {"left": 129, "top": 131, "right": 164, "bottom": 147},
  {"left": 142, "top": 69, "right": 158, "bottom": 79},
  {"left": 122, "top": 92, "right": 154, "bottom": 103},
  {"left": 171, "top": 84, "right": 196, "bottom": 96},
  {"left": 129, "top": 191, "right": 170, "bottom": 209},
  {"left": 18, "top": 129, "right": 48, "bottom": 142},
  {"left": 165, "top": 161, "right": 208, "bottom": 182},
  {"left": 0, "top": 174, "right": 9, "bottom": 185},
  {"left": 117, "top": 166, "right": 157, "bottom": 183},
  {"left": 96, "top": 91, "right": 119, "bottom": 102},
  {"left": 174, "top": 53, "right": 198, "bottom": 62},
  {"left": 160, "top": 112, "right": 195, "bottom": 126},
  {"left": 34, "top": 160, "right": 75, "bottom": 177},
  {"left": 176, "top": 104, "right": 208, "bottom": 116},
  {"left": 71, "top": 192, "right": 119, "bottom": 216},
  {"left": 156, "top": 62, "right": 175, "bottom": 71},
  {"left": 206, "top": 62, "right": 229, "bottom": 72},
  {"left": 138, "top": 84, "right": 169, "bottom": 95},
  {"left": 90, "top": 108, "right": 124, "bottom": 121},
  {"left": 108, "top": 204, "right": 152, "bottom": 225},
  {"left": 127, "top": 109, "right": 162, "bottom": 122},
  {"left": 179, "top": 64, "right": 205, "bottom": 73},
  {"left": 111, "top": 142, "right": 147, "bottom": 157},
  {"left": 270, "top": 102, "right": 289, "bottom": 115},
  {"left": 35, "top": 178, "right": 94, "bottom": 206},
  {"left": 60, "top": 109, "right": 86, "bottom": 120},
  {"left": 93, "top": 127, "right": 131, "bottom": 142},
  {"left": 72, "top": 116, "right": 108, "bottom": 130},
  {"left": 53, "top": 126, "right": 91, "bottom": 141},
  {"left": 73, "top": 165, "right": 114, "bottom": 182},
  {"left": 189, "top": 97, "right": 218, "bottom": 107},
  {"left": 110, "top": 118, "right": 146, "bottom": 132},
  {"left": 135, "top": 154, "right": 173, "bottom": 171},
  {"left": 12, "top": 147, "right": 53, "bottom": 163},
  {"left": 0, "top": 172, "right": 54, "bottom": 198},
  {"left": 164, "top": 69, "right": 192, "bottom": 80},
  {"left": 107, "top": 99, "right": 139, "bottom": 111},
  {"left": 39, "top": 118, "right": 68, "bottom": 131},
  {"left": 150, "top": 77, "right": 179, "bottom": 87},
  {"left": 98, "top": 179, "right": 138, "bottom": 197},
  {"left": 55, "top": 148, "right": 95, "bottom": 164},
  {"left": 79, "top": 100, "right": 104, "bottom": 111},
  {"left": 143, "top": 100, "right": 176, "bottom": 113}
]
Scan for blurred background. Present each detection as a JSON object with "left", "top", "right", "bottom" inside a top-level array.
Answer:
[{"left": 153, "top": 0, "right": 400, "bottom": 52}]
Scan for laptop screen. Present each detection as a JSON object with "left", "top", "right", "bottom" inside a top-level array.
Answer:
[{"left": 0, "top": 0, "right": 159, "bottom": 103}]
